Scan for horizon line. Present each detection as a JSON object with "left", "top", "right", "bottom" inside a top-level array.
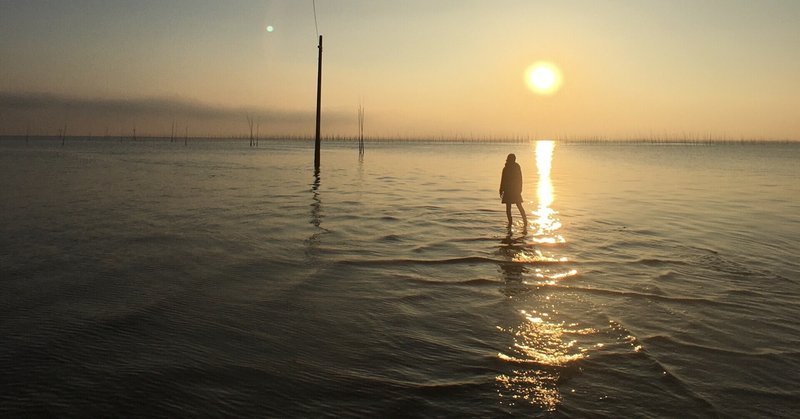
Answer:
[{"left": 1, "top": 134, "right": 798, "bottom": 144}]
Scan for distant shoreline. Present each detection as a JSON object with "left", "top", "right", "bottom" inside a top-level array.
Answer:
[{"left": 1, "top": 135, "right": 797, "bottom": 145}]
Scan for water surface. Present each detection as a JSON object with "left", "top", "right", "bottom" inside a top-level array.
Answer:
[{"left": 1, "top": 138, "right": 798, "bottom": 417}]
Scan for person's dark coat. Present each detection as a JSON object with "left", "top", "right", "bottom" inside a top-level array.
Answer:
[{"left": 500, "top": 161, "right": 523, "bottom": 204}]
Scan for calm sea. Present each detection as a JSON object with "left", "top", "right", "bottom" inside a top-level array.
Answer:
[{"left": 1, "top": 138, "right": 798, "bottom": 417}]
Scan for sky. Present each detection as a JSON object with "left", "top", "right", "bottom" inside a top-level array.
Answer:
[{"left": 1, "top": 0, "right": 799, "bottom": 140}]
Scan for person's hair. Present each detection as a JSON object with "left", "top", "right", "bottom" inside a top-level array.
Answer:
[{"left": 506, "top": 153, "right": 516, "bottom": 163}]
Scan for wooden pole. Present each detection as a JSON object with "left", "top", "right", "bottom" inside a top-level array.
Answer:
[
  {"left": 314, "top": 35, "right": 323, "bottom": 169},
  {"left": 358, "top": 103, "right": 365, "bottom": 156}
]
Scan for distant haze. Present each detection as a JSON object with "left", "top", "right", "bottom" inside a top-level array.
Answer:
[
  {"left": 0, "top": 92, "right": 348, "bottom": 138},
  {"left": 1, "top": 0, "right": 799, "bottom": 140}
]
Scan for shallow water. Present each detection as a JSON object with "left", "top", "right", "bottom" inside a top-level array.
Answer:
[{"left": 1, "top": 138, "right": 799, "bottom": 417}]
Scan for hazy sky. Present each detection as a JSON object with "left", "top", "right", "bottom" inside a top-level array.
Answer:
[{"left": 1, "top": 0, "right": 799, "bottom": 139}]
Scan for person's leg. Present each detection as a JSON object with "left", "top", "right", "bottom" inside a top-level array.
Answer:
[
  {"left": 505, "top": 203, "right": 513, "bottom": 226},
  {"left": 516, "top": 203, "right": 528, "bottom": 227}
]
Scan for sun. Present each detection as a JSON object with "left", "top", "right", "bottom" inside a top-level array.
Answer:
[{"left": 525, "top": 62, "right": 563, "bottom": 95}]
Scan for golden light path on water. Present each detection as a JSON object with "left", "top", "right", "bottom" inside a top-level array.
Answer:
[
  {"left": 533, "top": 141, "right": 562, "bottom": 244},
  {"left": 497, "top": 141, "right": 582, "bottom": 411}
]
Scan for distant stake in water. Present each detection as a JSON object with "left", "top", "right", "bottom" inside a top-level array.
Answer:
[{"left": 358, "top": 102, "right": 365, "bottom": 157}]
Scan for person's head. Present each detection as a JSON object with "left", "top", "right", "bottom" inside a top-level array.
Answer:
[{"left": 506, "top": 153, "right": 516, "bottom": 163}]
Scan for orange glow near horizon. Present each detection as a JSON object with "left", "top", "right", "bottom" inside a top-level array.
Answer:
[{"left": 2, "top": 3, "right": 799, "bottom": 139}]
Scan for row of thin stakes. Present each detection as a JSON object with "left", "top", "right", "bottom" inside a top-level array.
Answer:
[{"left": 42, "top": 121, "right": 189, "bottom": 146}]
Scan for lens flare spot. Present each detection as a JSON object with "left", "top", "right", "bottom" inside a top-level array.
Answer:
[{"left": 266, "top": 25, "right": 274, "bottom": 32}]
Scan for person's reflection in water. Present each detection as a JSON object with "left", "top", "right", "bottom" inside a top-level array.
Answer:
[
  {"left": 499, "top": 249, "right": 525, "bottom": 283},
  {"left": 499, "top": 153, "right": 528, "bottom": 229},
  {"left": 498, "top": 229, "right": 529, "bottom": 295}
]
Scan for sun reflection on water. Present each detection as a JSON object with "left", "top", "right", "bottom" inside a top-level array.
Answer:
[
  {"left": 497, "top": 140, "right": 582, "bottom": 411},
  {"left": 496, "top": 308, "right": 588, "bottom": 411},
  {"left": 532, "top": 141, "right": 564, "bottom": 243},
  {"left": 525, "top": 140, "right": 574, "bottom": 284}
]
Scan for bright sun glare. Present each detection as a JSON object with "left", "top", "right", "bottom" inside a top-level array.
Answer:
[{"left": 525, "top": 62, "right": 562, "bottom": 95}]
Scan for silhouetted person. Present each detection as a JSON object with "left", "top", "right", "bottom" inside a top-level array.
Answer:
[{"left": 499, "top": 153, "right": 528, "bottom": 228}]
